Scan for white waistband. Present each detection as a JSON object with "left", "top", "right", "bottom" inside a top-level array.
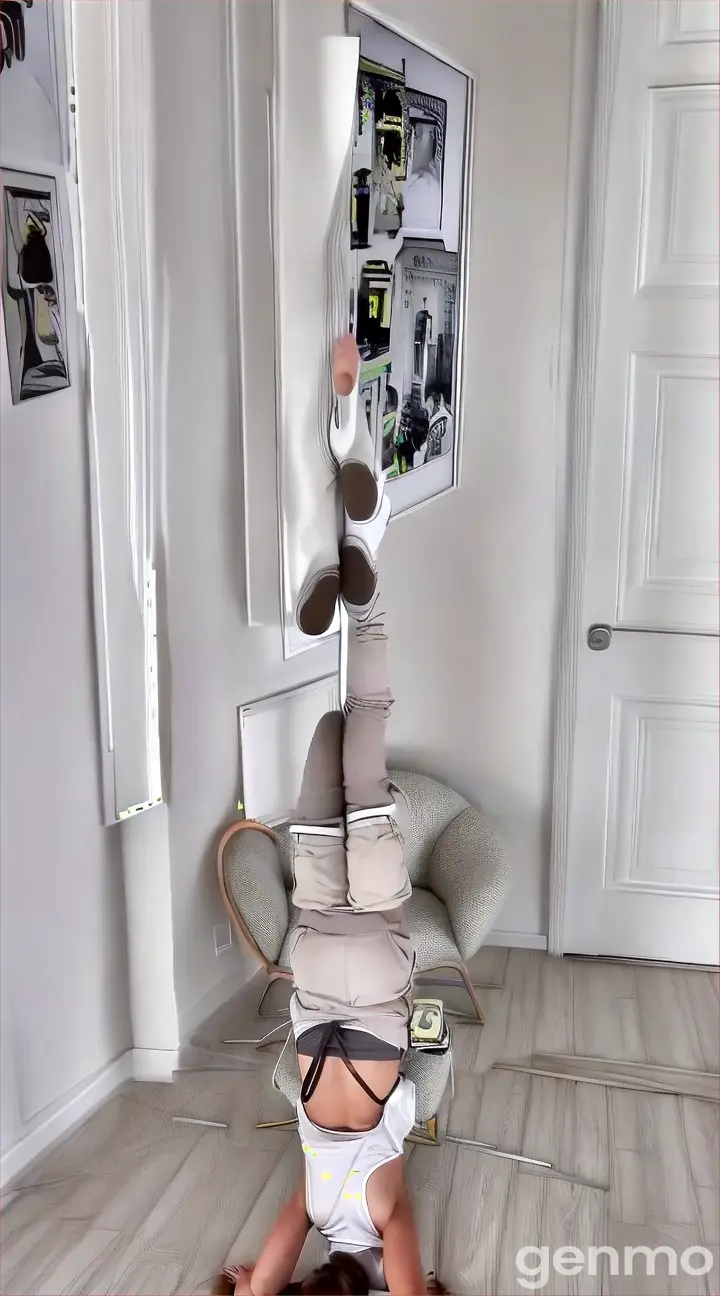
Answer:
[
  {"left": 288, "top": 822, "right": 345, "bottom": 838},
  {"left": 346, "top": 802, "right": 396, "bottom": 826}
]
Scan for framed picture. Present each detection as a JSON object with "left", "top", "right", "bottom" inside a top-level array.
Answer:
[
  {"left": 348, "top": 8, "right": 473, "bottom": 516},
  {"left": 1, "top": 169, "right": 70, "bottom": 403}
]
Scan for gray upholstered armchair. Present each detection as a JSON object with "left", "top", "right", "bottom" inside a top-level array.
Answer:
[{"left": 217, "top": 769, "right": 509, "bottom": 1024}]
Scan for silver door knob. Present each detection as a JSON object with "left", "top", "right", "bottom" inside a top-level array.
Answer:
[{"left": 587, "top": 624, "right": 612, "bottom": 651}]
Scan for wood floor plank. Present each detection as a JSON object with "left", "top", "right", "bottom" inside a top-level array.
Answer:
[
  {"left": 406, "top": 1141, "right": 460, "bottom": 1280},
  {"left": 82, "top": 1132, "right": 282, "bottom": 1296},
  {"left": 495, "top": 1170, "right": 607, "bottom": 1295},
  {"left": 446, "top": 1072, "right": 484, "bottom": 1142},
  {"left": 695, "top": 1186, "right": 719, "bottom": 1245},
  {"left": 222, "top": 1140, "right": 302, "bottom": 1274},
  {"left": 684, "top": 972, "right": 720, "bottom": 1074},
  {"left": 503, "top": 951, "right": 543, "bottom": 1060},
  {"left": 1, "top": 1219, "right": 90, "bottom": 1295},
  {"left": 521, "top": 1075, "right": 573, "bottom": 1170},
  {"left": 15, "top": 1093, "right": 176, "bottom": 1190},
  {"left": 89, "top": 1134, "right": 206, "bottom": 1237},
  {"left": 574, "top": 1082, "right": 610, "bottom": 1189},
  {"left": 439, "top": 1150, "right": 513, "bottom": 1295},
  {"left": 448, "top": 1021, "right": 481, "bottom": 1075},
  {"left": 34, "top": 1227, "right": 122, "bottom": 1296},
  {"left": 1, "top": 1180, "right": 77, "bottom": 1252},
  {"left": 494, "top": 1168, "right": 542, "bottom": 1295},
  {"left": 681, "top": 1099, "right": 720, "bottom": 1193},
  {"left": 475, "top": 1068, "right": 529, "bottom": 1153},
  {"left": 541, "top": 1176, "right": 607, "bottom": 1295},
  {"left": 498, "top": 1054, "right": 720, "bottom": 1102},
  {"left": 458, "top": 987, "right": 513, "bottom": 1074},
  {"left": 608, "top": 1091, "right": 698, "bottom": 1228},
  {"left": 465, "top": 946, "right": 510, "bottom": 987},
  {"left": 635, "top": 967, "right": 707, "bottom": 1072},
  {"left": 532, "top": 954, "right": 574, "bottom": 1055},
  {"left": 518, "top": 1074, "right": 609, "bottom": 1189},
  {"left": 606, "top": 1219, "right": 711, "bottom": 1295},
  {"left": 124, "top": 1071, "right": 293, "bottom": 1153},
  {"left": 573, "top": 961, "right": 647, "bottom": 1063},
  {"left": 0, "top": 1215, "right": 60, "bottom": 1290}
]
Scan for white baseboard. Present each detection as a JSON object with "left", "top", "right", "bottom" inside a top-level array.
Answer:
[
  {"left": 0, "top": 1045, "right": 187, "bottom": 1191},
  {"left": 0, "top": 1050, "right": 134, "bottom": 1192},
  {"left": 485, "top": 930, "right": 548, "bottom": 951},
  {"left": 131, "top": 1048, "right": 179, "bottom": 1082}
]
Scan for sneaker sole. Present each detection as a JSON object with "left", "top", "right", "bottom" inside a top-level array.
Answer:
[
  {"left": 339, "top": 462, "right": 378, "bottom": 523},
  {"left": 297, "top": 570, "right": 340, "bottom": 636},
  {"left": 341, "top": 542, "right": 376, "bottom": 611}
]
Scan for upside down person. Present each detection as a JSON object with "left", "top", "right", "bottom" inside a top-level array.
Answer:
[{"left": 217, "top": 343, "right": 442, "bottom": 1294}]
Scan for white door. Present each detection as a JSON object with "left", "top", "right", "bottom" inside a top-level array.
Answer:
[{"left": 564, "top": 0, "right": 720, "bottom": 964}]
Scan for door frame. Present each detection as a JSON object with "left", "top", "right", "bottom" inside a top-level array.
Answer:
[{"left": 548, "top": 0, "right": 621, "bottom": 956}]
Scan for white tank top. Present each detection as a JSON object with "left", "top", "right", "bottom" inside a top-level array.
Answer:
[{"left": 296, "top": 1077, "right": 416, "bottom": 1272}]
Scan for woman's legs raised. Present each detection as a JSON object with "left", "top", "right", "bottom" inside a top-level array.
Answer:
[
  {"left": 290, "top": 711, "right": 347, "bottom": 912},
  {"left": 343, "top": 593, "right": 411, "bottom": 912}
]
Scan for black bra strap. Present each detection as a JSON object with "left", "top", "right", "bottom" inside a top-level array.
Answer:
[{"left": 300, "top": 1022, "right": 400, "bottom": 1109}]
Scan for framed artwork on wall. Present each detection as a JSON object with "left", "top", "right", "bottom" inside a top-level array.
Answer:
[
  {"left": 1, "top": 169, "right": 70, "bottom": 403},
  {"left": 348, "top": 7, "right": 473, "bottom": 517},
  {"left": 237, "top": 0, "right": 473, "bottom": 645}
]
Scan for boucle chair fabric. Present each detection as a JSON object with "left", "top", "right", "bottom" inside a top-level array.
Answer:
[{"left": 218, "top": 769, "right": 509, "bottom": 998}]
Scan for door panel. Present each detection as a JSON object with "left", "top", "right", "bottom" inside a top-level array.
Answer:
[
  {"left": 566, "top": 632, "right": 719, "bottom": 962},
  {"left": 618, "top": 354, "right": 719, "bottom": 631},
  {"left": 563, "top": 0, "right": 719, "bottom": 964},
  {"left": 656, "top": 0, "right": 720, "bottom": 47},
  {"left": 639, "top": 86, "right": 719, "bottom": 292}
]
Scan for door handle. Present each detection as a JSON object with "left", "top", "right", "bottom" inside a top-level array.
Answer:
[{"left": 587, "top": 624, "right": 612, "bottom": 651}]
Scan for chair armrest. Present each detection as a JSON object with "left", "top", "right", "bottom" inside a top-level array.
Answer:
[
  {"left": 217, "top": 821, "right": 289, "bottom": 967},
  {"left": 427, "top": 807, "right": 509, "bottom": 961}
]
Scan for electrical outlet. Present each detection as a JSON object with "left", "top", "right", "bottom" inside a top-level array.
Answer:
[{"left": 213, "top": 922, "right": 232, "bottom": 955}]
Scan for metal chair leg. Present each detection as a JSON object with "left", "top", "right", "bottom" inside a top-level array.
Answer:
[
  {"left": 415, "top": 963, "right": 484, "bottom": 1025},
  {"left": 222, "top": 1020, "right": 291, "bottom": 1051},
  {"left": 257, "top": 969, "right": 292, "bottom": 1018}
]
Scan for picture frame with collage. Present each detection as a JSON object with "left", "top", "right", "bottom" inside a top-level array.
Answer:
[{"left": 348, "top": 8, "right": 473, "bottom": 517}]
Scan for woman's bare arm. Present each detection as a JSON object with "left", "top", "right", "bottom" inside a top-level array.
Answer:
[
  {"left": 381, "top": 1182, "right": 428, "bottom": 1295},
  {"left": 247, "top": 1178, "right": 311, "bottom": 1296}
]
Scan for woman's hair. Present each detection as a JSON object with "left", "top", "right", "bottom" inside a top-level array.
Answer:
[{"left": 286, "top": 1252, "right": 370, "bottom": 1295}]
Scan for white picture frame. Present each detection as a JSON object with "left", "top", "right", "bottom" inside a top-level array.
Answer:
[{"left": 348, "top": 5, "right": 474, "bottom": 518}]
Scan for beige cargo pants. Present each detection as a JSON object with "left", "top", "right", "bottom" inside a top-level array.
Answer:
[{"left": 288, "top": 601, "right": 414, "bottom": 1052}]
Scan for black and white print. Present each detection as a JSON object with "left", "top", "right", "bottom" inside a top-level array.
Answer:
[
  {"left": 349, "top": 9, "right": 469, "bottom": 508},
  {"left": 2, "top": 171, "right": 69, "bottom": 403}
]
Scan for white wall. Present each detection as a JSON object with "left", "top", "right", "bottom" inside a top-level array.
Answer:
[
  {"left": 0, "top": 22, "right": 132, "bottom": 1162},
  {"left": 0, "top": 295, "right": 132, "bottom": 1158},
  {"left": 150, "top": 0, "right": 340, "bottom": 1026},
  {"left": 147, "top": 0, "right": 575, "bottom": 1025},
  {"left": 375, "top": 0, "right": 576, "bottom": 938}
]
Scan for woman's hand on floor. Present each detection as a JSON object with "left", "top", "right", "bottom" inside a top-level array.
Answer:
[{"left": 222, "top": 1263, "right": 254, "bottom": 1295}]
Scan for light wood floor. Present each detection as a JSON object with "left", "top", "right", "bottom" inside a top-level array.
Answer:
[{"left": 2, "top": 950, "right": 718, "bottom": 1295}]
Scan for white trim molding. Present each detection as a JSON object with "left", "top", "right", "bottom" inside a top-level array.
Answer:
[
  {"left": 0, "top": 1051, "right": 134, "bottom": 1191},
  {"left": 0, "top": 1046, "right": 182, "bottom": 1191},
  {"left": 485, "top": 931, "right": 548, "bottom": 952},
  {"left": 72, "top": 0, "right": 162, "bottom": 822},
  {"left": 548, "top": 0, "right": 621, "bottom": 956},
  {"left": 225, "top": 0, "right": 282, "bottom": 629}
]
